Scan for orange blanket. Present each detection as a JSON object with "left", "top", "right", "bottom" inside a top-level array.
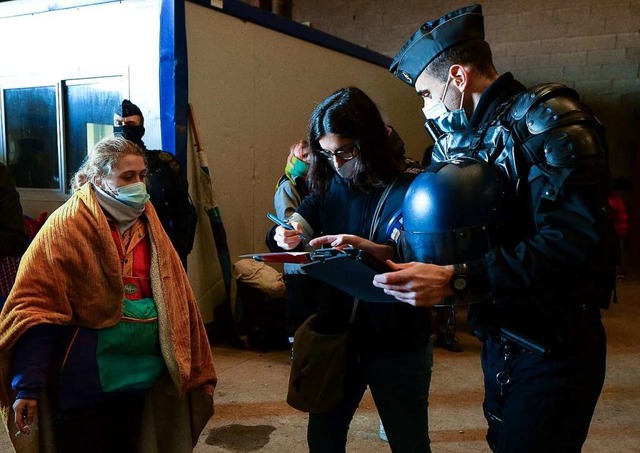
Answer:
[{"left": 0, "top": 183, "right": 216, "bottom": 451}]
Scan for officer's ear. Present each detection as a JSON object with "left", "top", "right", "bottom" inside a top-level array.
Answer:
[{"left": 448, "top": 64, "right": 469, "bottom": 93}]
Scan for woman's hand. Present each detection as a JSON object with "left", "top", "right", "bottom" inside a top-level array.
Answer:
[
  {"left": 309, "top": 234, "right": 364, "bottom": 250},
  {"left": 13, "top": 398, "right": 37, "bottom": 435},
  {"left": 273, "top": 221, "right": 304, "bottom": 250},
  {"left": 373, "top": 261, "right": 454, "bottom": 307},
  {"left": 310, "top": 234, "right": 394, "bottom": 262}
]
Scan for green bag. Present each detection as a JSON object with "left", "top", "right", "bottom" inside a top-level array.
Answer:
[
  {"left": 287, "top": 314, "right": 349, "bottom": 413},
  {"left": 97, "top": 297, "right": 165, "bottom": 393}
]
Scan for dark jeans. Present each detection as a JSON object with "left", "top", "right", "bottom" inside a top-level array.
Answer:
[
  {"left": 481, "top": 320, "right": 606, "bottom": 453},
  {"left": 308, "top": 344, "right": 433, "bottom": 453},
  {"left": 53, "top": 393, "right": 147, "bottom": 453}
]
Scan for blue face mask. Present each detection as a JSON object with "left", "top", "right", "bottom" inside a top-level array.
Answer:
[
  {"left": 422, "top": 77, "right": 469, "bottom": 134},
  {"left": 111, "top": 181, "right": 150, "bottom": 209}
]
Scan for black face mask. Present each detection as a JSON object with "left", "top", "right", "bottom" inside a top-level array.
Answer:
[{"left": 114, "top": 125, "right": 145, "bottom": 147}]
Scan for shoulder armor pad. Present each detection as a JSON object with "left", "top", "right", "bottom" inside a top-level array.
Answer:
[
  {"left": 543, "top": 125, "right": 607, "bottom": 168},
  {"left": 157, "top": 150, "right": 177, "bottom": 162},
  {"left": 146, "top": 150, "right": 183, "bottom": 175},
  {"left": 510, "top": 83, "right": 574, "bottom": 120},
  {"left": 510, "top": 83, "right": 597, "bottom": 136}
]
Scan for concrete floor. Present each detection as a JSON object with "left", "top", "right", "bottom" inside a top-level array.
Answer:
[
  {"left": 1, "top": 275, "right": 638, "bottom": 452},
  {"left": 197, "top": 273, "right": 640, "bottom": 453}
]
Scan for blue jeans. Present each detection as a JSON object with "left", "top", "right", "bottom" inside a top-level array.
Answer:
[
  {"left": 307, "top": 343, "right": 433, "bottom": 453},
  {"left": 481, "top": 320, "right": 606, "bottom": 452}
]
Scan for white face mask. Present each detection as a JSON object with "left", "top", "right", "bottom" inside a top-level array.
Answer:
[{"left": 334, "top": 157, "right": 358, "bottom": 179}]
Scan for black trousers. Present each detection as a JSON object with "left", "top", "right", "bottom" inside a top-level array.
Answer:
[
  {"left": 284, "top": 273, "right": 319, "bottom": 337},
  {"left": 481, "top": 320, "right": 606, "bottom": 453},
  {"left": 307, "top": 345, "right": 432, "bottom": 453},
  {"left": 53, "top": 393, "right": 147, "bottom": 453}
]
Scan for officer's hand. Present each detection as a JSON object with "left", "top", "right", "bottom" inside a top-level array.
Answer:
[
  {"left": 274, "top": 222, "right": 303, "bottom": 250},
  {"left": 373, "top": 261, "right": 454, "bottom": 307}
]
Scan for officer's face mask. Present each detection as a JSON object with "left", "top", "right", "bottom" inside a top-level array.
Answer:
[
  {"left": 114, "top": 125, "right": 146, "bottom": 146},
  {"left": 422, "top": 76, "right": 469, "bottom": 134},
  {"left": 105, "top": 181, "right": 150, "bottom": 209}
]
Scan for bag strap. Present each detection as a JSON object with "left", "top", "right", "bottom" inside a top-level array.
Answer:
[
  {"left": 349, "top": 298, "right": 360, "bottom": 324},
  {"left": 350, "top": 178, "right": 398, "bottom": 324},
  {"left": 369, "top": 180, "right": 397, "bottom": 242}
]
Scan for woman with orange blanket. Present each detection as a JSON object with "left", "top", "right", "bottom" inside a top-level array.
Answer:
[{"left": 0, "top": 136, "right": 216, "bottom": 453}]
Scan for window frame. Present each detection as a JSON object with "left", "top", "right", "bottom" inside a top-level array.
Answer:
[{"left": 0, "top": 71, "right": 128, "bottom": 202}]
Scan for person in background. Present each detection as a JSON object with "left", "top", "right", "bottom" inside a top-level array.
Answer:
[
  {"left": 608, "top": 181, "right": 629, "bottom": 279},
  {"left": 114, "top": 99, "right": 197, "bottom": 266},
  {"left": 273, "top": 140, "right": 318, "bottom": 348},
  {"left": 269, "top": 87, "right": 433, "bottom": 453},
  {"left": 10, "top": 137, "right": 55, "bottom": 189},
  {"left": 376, "top": 4, "right": 615, "bottom": 452},
  {"left": 0, "top": 163, "right": 28, "bottom": 306},
  {"left": 0, "top": 136, "right": 216, "bottom": 453}
]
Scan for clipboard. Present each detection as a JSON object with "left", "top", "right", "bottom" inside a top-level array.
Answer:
[
  {"left": 301, "top": 248, "right": 398, "bottom": 303},
  {"left": 238, "top": 252, "right": 311, "bottom": 263}
]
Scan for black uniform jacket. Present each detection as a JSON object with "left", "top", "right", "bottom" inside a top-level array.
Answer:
[{"left": 432, "top": 73, "right": 615, "bottom": 352}]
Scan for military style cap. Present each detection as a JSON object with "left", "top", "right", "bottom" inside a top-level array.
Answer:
[
  {"left": 115, "top": 99, "right": 143, "bottom": 118},
  {"left": 389, "top": 4, "right": 485, "bottom": 86}
]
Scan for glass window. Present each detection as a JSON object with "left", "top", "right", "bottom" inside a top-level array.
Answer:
[
  {"left": 3, "top": 86, "right": 59, "bottom": 189},
  {"left": 64, "top": 77, "right": 122, "bottom": 189}
]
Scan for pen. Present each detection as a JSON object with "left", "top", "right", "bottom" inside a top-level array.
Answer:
[{"left": 266, "top": 212, "right": 306, "bottom": 240}]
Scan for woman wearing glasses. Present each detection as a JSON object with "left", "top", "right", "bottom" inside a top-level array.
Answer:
[{"left": 270, "top": 87, "right": 433, "bottom": 453}]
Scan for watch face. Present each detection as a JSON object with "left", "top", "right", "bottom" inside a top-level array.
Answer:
[{"left": 453, "top": 277, "right": 467, "bottom": 292}]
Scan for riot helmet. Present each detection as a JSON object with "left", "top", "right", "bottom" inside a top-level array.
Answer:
[{"left": 400, "top": 156, "right": 504, "bottom": 265}]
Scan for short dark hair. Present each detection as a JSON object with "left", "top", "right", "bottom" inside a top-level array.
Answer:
[
  {"left": 306, "top": 87, "right": 404, "bottom": 194},
  {"left": 424, "top": 39, "right": 496, "bottom": 81}
]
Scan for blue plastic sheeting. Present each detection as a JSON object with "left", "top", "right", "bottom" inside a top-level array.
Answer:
[{"left": 160, "top": 0, "right": 189, "bottom": 167}]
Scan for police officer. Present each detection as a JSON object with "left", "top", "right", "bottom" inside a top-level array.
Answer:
[
  {"left": 373, "top": 5, "right": 615, "bottom": 452},
  {"left": 114, "top": 100, "right": 197, "bottom": 265}
]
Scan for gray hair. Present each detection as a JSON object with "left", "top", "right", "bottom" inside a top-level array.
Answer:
[{"left": 70, "top": 136, "right": 145, "bottom": 191}]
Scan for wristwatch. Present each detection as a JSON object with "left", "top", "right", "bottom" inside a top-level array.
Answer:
[{"left": 450, "top": 263, "right": 469, "bottom": 296}]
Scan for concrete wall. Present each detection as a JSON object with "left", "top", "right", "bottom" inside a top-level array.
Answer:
[
  {"left": 185, "top": 5, "right": 427, "bottom": 257},
  {"left": 292, "top": 0, "right": 640, "bottom": 179},
  {"left": 185, "top": 2, "right": 427, "bottom": 319}
]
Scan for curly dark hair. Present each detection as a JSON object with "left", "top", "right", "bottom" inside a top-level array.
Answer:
[{"left": 306, "top": 87, "right": 404, "bottom": 195}]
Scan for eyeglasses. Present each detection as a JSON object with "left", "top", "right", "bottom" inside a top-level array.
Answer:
[{"left": 317, "top": 143, "right": 358, "bottom": 161}]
